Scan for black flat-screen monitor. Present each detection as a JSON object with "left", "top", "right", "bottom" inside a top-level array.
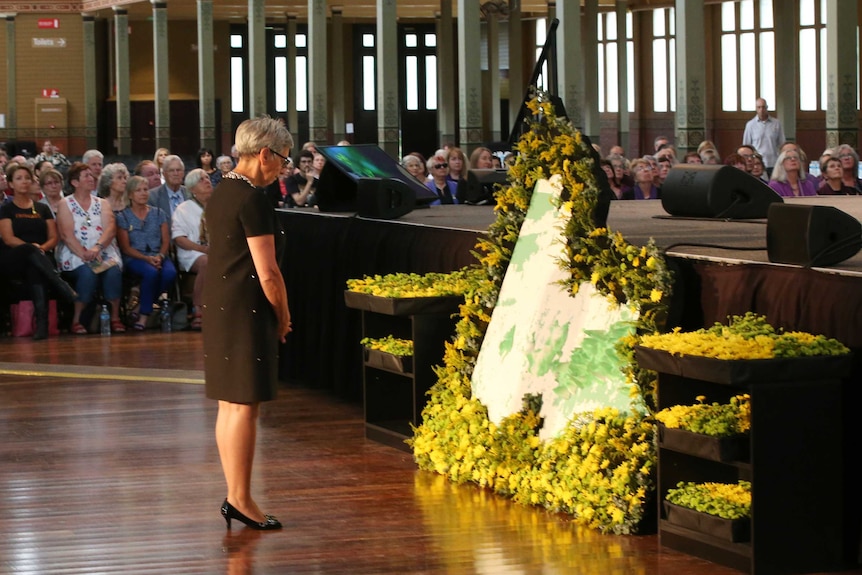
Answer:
[{"left": 315, "top": 144, "right": 438, "bottom": 212}]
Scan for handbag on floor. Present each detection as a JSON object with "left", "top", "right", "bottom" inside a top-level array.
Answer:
[{"left": 10, "top": 300, "right": 59, "bottom": 338}]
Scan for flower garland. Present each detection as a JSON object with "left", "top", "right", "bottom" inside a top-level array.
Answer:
[{"left": 410, "top": 91, "right": 674, "bottom": 534}]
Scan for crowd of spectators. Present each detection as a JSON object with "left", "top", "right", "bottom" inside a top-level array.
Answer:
[{"left": 2, "top": 121, "right": 861, "bottom": 338}]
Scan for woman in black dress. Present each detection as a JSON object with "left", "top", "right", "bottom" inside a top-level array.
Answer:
[{"left": 203, "top": 116, "right": 293, "bottom": 530}]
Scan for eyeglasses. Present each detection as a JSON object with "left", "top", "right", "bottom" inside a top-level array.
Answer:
[
  {"left": 433, "top": 163, "right": 448, "bottom": 169},
  {"left": 269, "top": 148, "right": 291, "bottom": 168},
  {"left": 839, "top": 153, "right": 854, "bottom": 160}
]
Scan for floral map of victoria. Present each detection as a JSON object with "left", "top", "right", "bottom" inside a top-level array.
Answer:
[{"left": 472, "top": 178, "right": 638, "bottom": 441}]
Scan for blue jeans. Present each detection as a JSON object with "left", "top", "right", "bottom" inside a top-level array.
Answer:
[
  {"left": 124, "top": 257, "right": 177, "bottom": 315},
  {"left": 67, "top": 264, "right": 123, "bottom": 303}
]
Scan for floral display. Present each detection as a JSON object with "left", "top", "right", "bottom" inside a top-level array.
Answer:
[
  {"left": 655, "top": 395, "right": 750, "bottom": 438},
  {"left": 666, "top": 480, "right": 752, "bottom": 520},
  {"left": 408, "top": 91, "right": 674, "bottom": 534},
  {"left": 346, "top": 269, "right": 485, "bottom": 299},
  {"left": 639, "top": 312, "right": 850, "bottom": 360},
  {"left": 360, "top": 336, "right": 414, "bottom": 357}
]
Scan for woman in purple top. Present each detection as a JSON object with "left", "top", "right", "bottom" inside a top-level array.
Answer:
[
  {"left": 620, "top": 158, "right": 660, "bottom": 200},
  {"left": 424, "top": 154, "right": 459, "bottom": 205},
  {"left": 768, "top": 149, "right": 817, "bottom": 197}
]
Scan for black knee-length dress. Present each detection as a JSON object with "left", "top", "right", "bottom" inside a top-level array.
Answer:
[{"left": 203, "top": 175, "right": 286, "bottom": 403}]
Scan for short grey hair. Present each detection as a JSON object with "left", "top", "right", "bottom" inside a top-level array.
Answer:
[
  {"left": 184, "top": 168, "right": 209, "bottom": 191},
  {"left": 233, "top": 116, "right": 294, "bottom": 157},
  {"left": 97, "top": 162, "right": 130, "bottom": 198},
  {"left": 82, "top": 149, "right": 104, "bottom": 164},
  {"left": 162, "top": 154, "right": 184, "bottom": 171},
  {"left": 216, "top": 155, "right": 233, "bottom": 170}
]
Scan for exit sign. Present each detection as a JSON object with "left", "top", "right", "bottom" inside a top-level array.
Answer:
[{"left": 37, "top": 18, "right": 60, "bottom": 29}]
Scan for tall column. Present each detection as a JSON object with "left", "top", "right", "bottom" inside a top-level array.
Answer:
[
  {"left": 82, "top": 14, "right": 98, "bottom": 149},
  {"left": 582, "top": 0, "right": 600, "bottom": 142},
  {"left": 287, "top": 15, "right": 298, "bottom": 135},
  {"left": 773, "top": 3, "right": 796, "bottom": 142},
  {"left": 825, "top": 0, "right": 858, "bottom": 148},
  {"left": 331, "top": 9, "right": 346, "bottom": 143},
  {"left": 437, "top": 1, "right": 456, "bottom": 147},
  {"left": 248, "top": 0, "right": 266, "bottom": 117},
  {"left": 556, "top": 0, "right": 584, "bottom": 129},
  {"left": 673, "top": 0, "right": 706, "bottom": 153},
  {"left": 376, "top": 0, "right": 398, "bottom": 156},
  {"left": 197, "top": 0, "right": 216, "bottom": 150},
  {"left": 616, "top": 1, "right": 630, "bottom": 153},
  {"left": 457, "top": 0, "right": 483, "bottom": 151},
  {"left": 507, "top": 0, "right": 523, "bottom": 136},
  {"left": 152, "top": 1, "right": 171, "bottom": 149},
  {"left": 485, "top": 7, "right": 501, "bottom": 142},
  {"left": 114, "top": 8, "right": 131, "bottom": 154},
  {"left": 5, "top": 15, "right": 16, "bottom": 140},
  {"left": 308, "top": 0, "right": 328, "bottom": 143}
]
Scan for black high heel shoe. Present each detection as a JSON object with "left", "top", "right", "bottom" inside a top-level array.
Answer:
[{"left": 220, "top": 499, "right": 282, "bottom": 530}]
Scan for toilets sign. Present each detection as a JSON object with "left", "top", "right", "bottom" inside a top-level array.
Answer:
[{"left": 32, "top": 37, "right": 67, "bottom": 48}]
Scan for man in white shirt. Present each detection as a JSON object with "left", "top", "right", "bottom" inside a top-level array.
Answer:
[{"left": 742, "top": 98, "right": 785, "bottom": 176}]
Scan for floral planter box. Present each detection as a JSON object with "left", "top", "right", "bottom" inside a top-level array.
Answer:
[
  {"left": 345, "top": 291, "right": 463, "bottom": 316},
  {"left": 658, "top": 425, "right": 748, "bottom": 462},
  {"left": 364, "top": 348, "right": 413, "bottom": 374},
  {"left": 663, "top": 501, "right": 750, "bottom": 543},
  {"left": 635, "top": 346, "right": 852, "bottom": 385}
]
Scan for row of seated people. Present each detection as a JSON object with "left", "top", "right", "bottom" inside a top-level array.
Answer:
[{"left": 0, "top": 159, "right": 210, "bottom": 339}]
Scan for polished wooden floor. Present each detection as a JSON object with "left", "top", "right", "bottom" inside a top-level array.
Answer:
[{"left": 1, "top": 332, "right": 859, "bottom": 575}]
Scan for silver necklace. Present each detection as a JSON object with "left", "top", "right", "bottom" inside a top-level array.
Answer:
[{"left": 224, "top": 171, "right": 254, "bottom": 187}]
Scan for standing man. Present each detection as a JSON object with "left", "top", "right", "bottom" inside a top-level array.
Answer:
[{"left": 742, "top": 98, "right": 785, "bottom": 177}]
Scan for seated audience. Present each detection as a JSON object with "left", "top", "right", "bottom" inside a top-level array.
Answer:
[
  {"left": 116, "top": 175, "right": 176, "bottom": 331},
  {"left": 608, "top": 154, "right": 634, "bottom": 189},
  {"left": 0, "top": 163, "right": 77, "bottom": 339},
  {"left": 425, "top": 154, "right": 459, "bottom": 204},
  {"left": 736, "top": 145, "right": 757, "bottom": 172},
  {"left": 56, "top": 162, "right": 124, "bottom": 334},
  {"left": 683, "top": 151, "right": 702, "bottom": 164},
  {"left": 134, "top": 160, "right": 163, "bottom": 191},
  {"left": 216, "top": 155, "right": 234, "bottom": 178},
  {"left": 38, "top": 168, "right": 65, "bottom": 217},
  {"left": 621, "top": 159, "right": 660, "bottom": 200},
  {"left": 600, "top": 158, "right": 625, "bottom": 199},
  {"left": 724, "top": 153, "right": 748, "bottom": 171},
  {"left": 768, "top": 149, "right": 817, "bottom": 197},
  {"left": 446, "top": 146, "right": 484, "bottom": 204},
  {"left": 401, "top": 154, "right": 427, "bottom": 181},
  {"left": 284, "top": 150, "right": 317, "bottom": 207},
  {"left": 311, "top": 152, "right": 326, "bottom": 179},
  {"left": 656, "top": 156, "right": 673, "bottom": 189},
  {"left": 699, "top": 149, "right": 720, "bottom": 165},
  {"left": 148, "top": 155, "right": 190, "bottom": 224},
  {"left": 834, "top": 144, "right": 862, "bottom": 193},
  {"left": 153, "top": 147, "right": 170, "bottom": 183},
  {"left": 197, "top": 147, "right": 221, "bottom": 188},
  {"left": 81, "top": 149, "right": 104, "bottom": 184},
  {"left": 172, "top": 169, "right": 212, "bottom": 330},
  {"left": 97, "top": 163, "right": 130, "bottom": 212},
  {"left": 750, "top": 153, "right": 768, "bottom": 183},
  {"left": 818, "top": 154, "right": 859, "bottom": 195},
  {"left": 470, "top": 147, "right": 495, "bottom": 169},
  {"left": 264, "top": 163, "right": 292, "bottom": 209}
]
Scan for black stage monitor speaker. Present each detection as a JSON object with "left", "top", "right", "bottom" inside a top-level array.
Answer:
[
  {"left": 661, "top": 164, "right": 782, "bottom": 219},
  {"left": 315, "top": 144, "right": 437, "bottom": 213},
  {"left": 767, "top": 203, "right": 862, "bottom": 267},
  {"left": 356, "top": 177, "right": 416, "bottom": 220}
]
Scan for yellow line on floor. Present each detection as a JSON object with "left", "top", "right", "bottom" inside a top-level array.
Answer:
[{"left": 0, "top": 363, "right": 204, "bottom": 385}]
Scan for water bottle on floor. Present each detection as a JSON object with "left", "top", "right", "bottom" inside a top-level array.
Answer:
[
  {"left": 160, "top": 299, "right": 172, "bottom": 333},
  {"left": 100, "top": 304, "right": 111, "bottom": 336}
]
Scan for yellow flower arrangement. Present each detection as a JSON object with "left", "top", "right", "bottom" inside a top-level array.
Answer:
[
  {"left": 408, "top": 90, "right": 673, "bottom": 534},
  {"left": 360, "top": 335, "right": 414, "bottom": 357},
  {"left": 640, "top": 312, "right": 849, "bottom": 360},
  {"left": 655, "top": 394, "right": 750, "bottom": 437},
  {"left": 347, "top": 268, "right": 485, "bottom": 299},
  {"left": 666, "top": 480, "right": 752, "bottom": 520}
]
